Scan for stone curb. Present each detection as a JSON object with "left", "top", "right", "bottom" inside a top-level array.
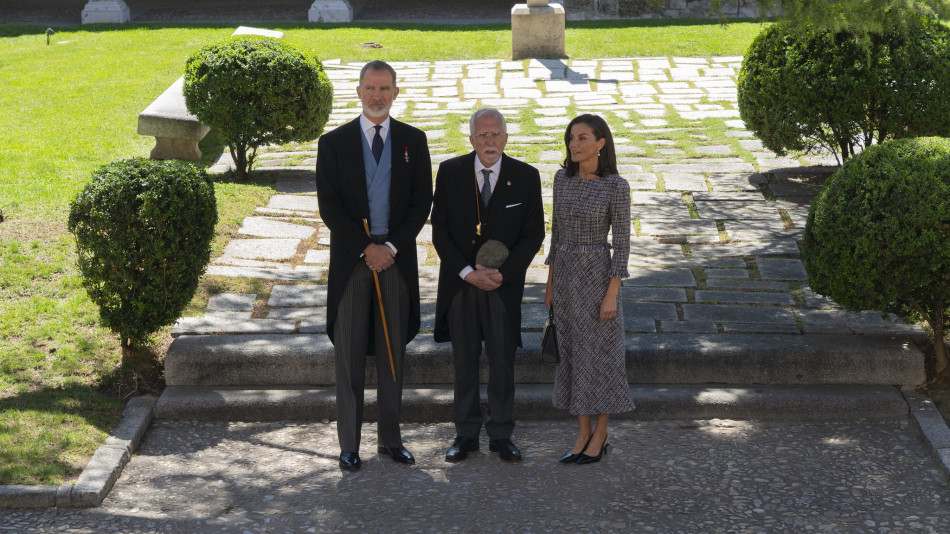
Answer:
[
  {"left": 903, "top": 391, "right": 950, "bottom": 483},
  {"left": 156, "top": 384, "right": 911, "bottom": 422},
  {"left": 0, "top": 396, "right": 156, "bottom": 509},
  {"left": 164, "top": 333, "right": 925, "bottom": 388}
]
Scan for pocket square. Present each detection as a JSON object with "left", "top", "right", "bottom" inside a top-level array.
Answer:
[{"left": 505, "top": 203, "right": 522, "bottom": 208}]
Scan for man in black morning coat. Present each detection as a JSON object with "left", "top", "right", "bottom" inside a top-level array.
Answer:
[
  {"left": 315, "top": 60, "right": 432, "bottom": 471},
  {"left": 431, "top": 108, "right": 545, "bottom": 462}
]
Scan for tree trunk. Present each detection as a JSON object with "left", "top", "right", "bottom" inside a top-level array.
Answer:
[
  {"left": 230, "top": 144, "right": 248, "bottom": 180},
  {"left": 120, "top": 336, "right": 134, "bottom": 368},
  {"left": 934, "top": 298, "right": 947, "bottom": 376}
]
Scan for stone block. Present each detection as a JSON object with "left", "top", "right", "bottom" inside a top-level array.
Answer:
[
  {"left": 756, "top": 258, "right": 808, "bottom": 280},
  {"left": 705, "top": 268, "right": 748, "bottom": 279},
  {"left": 624, "top": 317, "right": 658, "bottom": 333},
  {"left": 682, "top": 304, "right": 796, "bottom": 324},
  {"left": 267, "top": 194, "right": 318, "bottom": 213},
  {"left": 659, "top": 321, "right": 718, "bottom": 333},
  {"left": 0, "top": 485, "right": 57, "bottom": 508},
  {"left": 81, "top": 0, "right": 129, "bottom": 24},
  {"left": 268, "top": 284, "right": 327, "bottom": 307},
  {"left": 239, "top": 217, "right": 315, "bottom": 239},
  {"left": 721, "top": 323, "right": 801, "bottom": 334},
  {"left": 624, "top": 268, "right": 697, "bottom": 287},
  {"left": 695, "top": 290, "right": 794, "bottom": 306},
  {"left": 621, "top": 287, "right": 688, "bottom": 302},
  {"left": 221, "top": 238, "right": 300, "bottom": 261},
  {"left": 705, "top": 279, "right": 788, "bottom": 291},
  {"left": 72, "top": 446, "right": 129, "bottom": 507},
  {"left": 511, "top": 4, "right": 566, "bottom": 60},
  {"left": 137, "top": 77, "right": 210, "bottom": 161},
  {"left": 207, "top": 293, "right": 257, "bottom": 312},
  {"left": 308, "top": 0, "right": 353, "bottom": 22},
  {"left": 623, "top": 302, "right": 679, "bottom": 321}
]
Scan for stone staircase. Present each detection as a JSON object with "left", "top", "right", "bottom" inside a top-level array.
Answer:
[{"left": 155, "top": 57, "right": 928, "bottom": 422}]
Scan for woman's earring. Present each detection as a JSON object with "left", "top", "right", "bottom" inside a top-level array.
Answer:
[{"left": 597, "top": 150, "right": 601, "bottom": 157}]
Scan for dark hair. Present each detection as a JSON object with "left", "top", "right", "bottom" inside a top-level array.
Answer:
[
  {"left": 360, "top": 60, "right": 398, "bottom": 87},
  {"left": 561, "top": 114, "right": 618, "bottom": 178}
]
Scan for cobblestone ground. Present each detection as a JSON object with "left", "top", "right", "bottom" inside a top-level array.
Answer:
[
  {"left": 4, "top": 420, "right": 950, "bottom": 532},
  {"left": 176, "top": 57, "right": 924, "bottom": 340}
]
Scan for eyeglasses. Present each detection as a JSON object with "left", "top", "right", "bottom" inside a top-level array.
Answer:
[{"left": 472, "top": 131, "right": 507, "bottom": 140}]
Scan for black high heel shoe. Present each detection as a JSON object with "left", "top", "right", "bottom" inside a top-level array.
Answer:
[
  {"left": 576, "top": 435, "right": 609, "bottom": 465},
  {"left": 558, "top": 434, "right": 593, "bottom": 463}
]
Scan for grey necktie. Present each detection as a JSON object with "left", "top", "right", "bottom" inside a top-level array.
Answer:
[
  {"left": 480, "top": 169, "right": 493, "bottom": 206},
  {"left": 372, "top": 125, "right": 383, "bottom": 163}
]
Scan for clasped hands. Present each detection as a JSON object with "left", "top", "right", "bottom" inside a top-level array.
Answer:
[
  {"left": 465, "top": 264, "right": 503, "bottom": 291},
  {"left": 364, "top": 243, "right": 395, "bottom": 272}
]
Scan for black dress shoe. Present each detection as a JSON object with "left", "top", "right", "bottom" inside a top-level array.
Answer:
[
  {"left": 576, "top": 436, "right": 610, "bottom": 465},
  {"left": 445, "top": 436, "right": 479, "bottom": 462},
  {"left": 339, "top": 451, "right": 361, "bottom": 471},
  {"left": 559, "top": 434, "right": 593, "bottom": 464},
  {"left": 489, "top": 439, "right": 522, "bottom": 462},
  {"left": 378, "top": 445, "right": 415, "bottom": 464}
]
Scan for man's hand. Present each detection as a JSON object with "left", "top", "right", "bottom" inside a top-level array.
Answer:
[
  {"left": 464, "top": 264, "right": 502, "bottom": 291},
  {"left": 364, "top": 243, "right": 395, "bottom": 272}
]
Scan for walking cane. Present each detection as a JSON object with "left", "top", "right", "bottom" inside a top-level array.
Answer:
[{"left": 363, "top": 219, "right": 397, "bottom": 383}]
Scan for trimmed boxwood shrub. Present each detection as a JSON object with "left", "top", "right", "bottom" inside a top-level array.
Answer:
[
  {"left": 67, "top": 158, "right": 217, "bottom": 362},
  {"left": 737, "top": 16, "right": 950, "bottom": 163},
  {"left": 802, "top": 138, "right": 950, "bottom": 375},
  {"left": 183, "top": 36, "right": 333, "bottom": 179}
]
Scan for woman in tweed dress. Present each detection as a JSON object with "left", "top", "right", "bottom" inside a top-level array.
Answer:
[{"left": 544, "top": 114, "right": 635, "bottom": 464}]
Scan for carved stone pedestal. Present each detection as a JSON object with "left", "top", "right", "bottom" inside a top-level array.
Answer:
[
  {"left": 309, "top": 0, "right": 353, "bottom": 22},
  {"left": 81, "top": 0, "right": 130, "bottom": 24},
  {"left": 511, "top": 1, "right": 566, "bottom": 60}
]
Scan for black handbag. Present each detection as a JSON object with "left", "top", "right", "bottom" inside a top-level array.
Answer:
[{"left": 540, "top": 308, "right": 559, "bottom": 363}]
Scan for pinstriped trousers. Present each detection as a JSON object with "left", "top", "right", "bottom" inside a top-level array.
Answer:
[{"left": 333, "top": 258, "right": 409, "bottom": 452}]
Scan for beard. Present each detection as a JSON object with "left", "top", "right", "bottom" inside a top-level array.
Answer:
[{"left": 363, "top": 103, "right": 391, "bottom": 119}]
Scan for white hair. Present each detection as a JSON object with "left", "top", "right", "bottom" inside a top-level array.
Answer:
[{"left": 469, "top": 108, "right": 507, "bottom": 135}]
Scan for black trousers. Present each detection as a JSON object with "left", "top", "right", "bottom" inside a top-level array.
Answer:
[
  {"left": 333, "top": 258, "right": 409, "bottom": 452},
  {"left": 447, "top": 285, "right": 518, "bottom": 441}
]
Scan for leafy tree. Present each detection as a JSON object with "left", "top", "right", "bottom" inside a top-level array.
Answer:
[
  {"left": 737, "top": 16, "right": 950, "bottom": 162},
  {"left": 184, "top": 36, "right": 333, "bottom": 179},
  {"left": 802, "top": 138, "right": 950, "bottom": 375},
  {"left": 67, "top": 158, "right": 217, "bottom": 364},
  {"left": 714, "top": 0, "right": 950, "bottom": 35}
]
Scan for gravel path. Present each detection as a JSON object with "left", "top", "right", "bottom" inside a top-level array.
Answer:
[{"left": 4, "top": 419, "right": 950, "bottom": 532}]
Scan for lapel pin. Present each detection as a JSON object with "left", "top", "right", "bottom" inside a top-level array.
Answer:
[
  {"left": 404, "top": 146, "right": 409, "bottom": 163},
  {"left": 507, "top": 181, "right": 511, "bottom": 186}
]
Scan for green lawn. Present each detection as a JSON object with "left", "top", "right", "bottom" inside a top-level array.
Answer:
[{"left": 0, "top": 20, "right": 763, "bottom": 485}]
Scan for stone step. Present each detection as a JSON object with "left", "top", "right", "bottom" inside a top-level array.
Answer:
[
  {"left": 154, "top": 384, "right": 911, "bottom": 422},
  {"left": 163, "top": 333, "right": 925, "bottom": 387}
]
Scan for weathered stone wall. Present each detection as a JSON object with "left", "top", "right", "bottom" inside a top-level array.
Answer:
[{"left": 560, "top": 0, "right": 769, "bottom": 20}]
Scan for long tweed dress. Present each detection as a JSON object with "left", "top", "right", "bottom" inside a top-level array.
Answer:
[{"left": 545, "top": 169, "right": 635, "bottom": 415}]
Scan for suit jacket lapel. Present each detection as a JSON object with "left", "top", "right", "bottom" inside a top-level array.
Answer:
[
  {"left": 486, "top": 154, "right": 515, "bottom": 229},
  {"left": 460, "top": 152, "right": 482, "bottom": 234},
  {"left": 388, "top": 119, "right": 405, "bottom": 214},
  {"left": 343, "top": 118, "right": 369, "bottom": 214}
]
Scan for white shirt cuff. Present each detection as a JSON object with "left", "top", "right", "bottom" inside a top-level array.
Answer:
[
  {"left": 385, "top": 242, "right": 397, "bottom": 255},
  {"left": 459, "top": 265, "right": 474, "bottom": 280}
]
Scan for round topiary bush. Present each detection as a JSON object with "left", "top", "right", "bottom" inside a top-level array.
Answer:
[
  {"left": 737, "top": 16, "right": 950, "bottom": 163},
  {"left": 802, "top": 137, "right": 950, "bottom": 374},
  {"left": 183, "top": 35, "right": 333, "bottom": 179},
  {"left": 67, "top": 158, "right": 217, "bottom": 362}
]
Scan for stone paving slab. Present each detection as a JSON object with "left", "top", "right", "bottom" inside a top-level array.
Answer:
[
  {"left": 220, "top": 238, "right": 300, "bottom": 261},
  {"left": 237, "top": 216, "right": 315, "bottom": 239}
]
